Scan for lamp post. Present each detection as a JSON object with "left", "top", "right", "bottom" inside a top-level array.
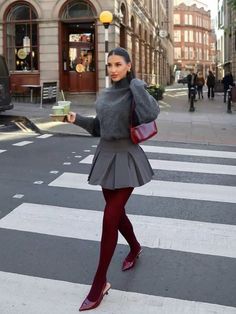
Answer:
[{"left": 99, "top": 11, "right": 113, "bottom": 88}]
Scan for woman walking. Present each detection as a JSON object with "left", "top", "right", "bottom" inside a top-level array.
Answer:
[
  {"left": 196, "top": 72, "right": 205, "bottom": 99},
  {"left": 67, "top": 47, "right": 160, "bottom": 311}
]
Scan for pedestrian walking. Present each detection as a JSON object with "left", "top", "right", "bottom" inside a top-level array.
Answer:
[
  {"left": 66, "top": 47, "right": 160, "bottom": 311},
  {"left": 196, "top": 72, "right": 205, "bottom": 99},
  {"left": 206, "top": 70, "right": 215, "bottom": 99},
  {"left": 187, "top": 68, "right": 197, "bottom": 100},
  {"left": 222, "top": 71, "right": 234, "bottom": 103}
]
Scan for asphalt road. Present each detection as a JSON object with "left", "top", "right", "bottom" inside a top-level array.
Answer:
[{"left": 0, "top": 131, "right": 236, "bottom": 313}]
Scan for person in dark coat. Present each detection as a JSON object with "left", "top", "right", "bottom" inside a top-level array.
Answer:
[
  {"left": 222, "top": 72, "right": 234, "bottom": 103},
  {"left": 206, "top": 70, "right": 215, "bottom": 99},
  {"left": 67, "top": 47, "right": 160, "bottom": 311},
  {"left": 187, "top": 69, "right": 197, "bottom": 100}
]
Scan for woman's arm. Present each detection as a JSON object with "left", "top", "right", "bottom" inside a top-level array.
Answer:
[
  {"left": 130, "top": 79, "right": 160, "bottom": 124},
  {"left": 67, "top": 112, "right": 100, "bottom": 137}
]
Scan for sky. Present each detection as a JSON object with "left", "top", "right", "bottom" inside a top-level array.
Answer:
[
  {"left": 174, "top": 0, "right": 218, "bottom": 18},
  {"left": 203, "top": 1, "right": 218, "bottom": 18}
]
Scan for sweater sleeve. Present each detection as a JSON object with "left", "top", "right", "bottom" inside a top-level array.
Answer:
[
  {"left": 74, "top": 114, "right": 100, "bottom": 137},
  {"left": 130, "top": 78, "right": 160, "bottom": 124}
]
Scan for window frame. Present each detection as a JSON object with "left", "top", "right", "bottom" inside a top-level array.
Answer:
[{"left": 4, "top": 3, "right": 39, "bottom": 73}]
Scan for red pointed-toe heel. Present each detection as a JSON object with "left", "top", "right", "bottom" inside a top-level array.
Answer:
[
  {"left": 79, "top": 282, "right": 111, "bottom": 312},
  {"left": 122, "top": 247, "right": 142, "bottom": 271}
]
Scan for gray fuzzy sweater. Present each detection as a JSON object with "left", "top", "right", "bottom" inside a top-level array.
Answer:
[{"left": 74, "top": 78, "right": 160, "bottom": 140}]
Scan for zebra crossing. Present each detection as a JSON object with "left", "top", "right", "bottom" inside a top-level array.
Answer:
[{"left": 0, "top": 140, "right": 236, "bottom": 313}]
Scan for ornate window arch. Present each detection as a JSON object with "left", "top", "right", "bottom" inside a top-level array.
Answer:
[
  {"left": 61, "top": 0, "right": 96, "bottom": 19},
  {"left": 4, "top": 2, "right": 38, "bottom": 72}
]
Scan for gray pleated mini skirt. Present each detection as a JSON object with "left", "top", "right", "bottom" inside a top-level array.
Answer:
[{"left": 88, "top": 138, "right": 154, "bottom": 190}]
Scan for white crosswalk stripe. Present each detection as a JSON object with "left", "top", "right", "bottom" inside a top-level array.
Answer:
[
  {"left": 1, "top": 143, "right": 236, "bottom": 313},
  {"left": 1, "top": 271, "right": 236, "bottom": 314},
  {"left": 1, "top": 202, "right": 236, "bottom": 258},
  {"left": 140, "top": 145, "right": 236, "bottom": 159},
  {"left": 0, "top": 149, "right": 6, "bottom": 154},
  {"left": 80, "top": 154, "right": 236, "bottom": 175},
  {"left": 49, "top": 172, "right": 236, "bottom": 203}
]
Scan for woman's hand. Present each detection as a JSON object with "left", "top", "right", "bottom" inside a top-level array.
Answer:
[{"left": 67, "top": 112, "right": 76, "bottom": 123}]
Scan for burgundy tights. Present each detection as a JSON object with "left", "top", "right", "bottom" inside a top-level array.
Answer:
[{"left": 86, "top": 187, "right": 140, "bottom": 301}]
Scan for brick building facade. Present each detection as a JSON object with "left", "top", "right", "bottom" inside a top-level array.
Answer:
[{"left": 173, "top": 3, "right": 216, "bottom": 78}]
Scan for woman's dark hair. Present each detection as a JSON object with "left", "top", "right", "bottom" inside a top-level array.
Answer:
[{"left": 108, "top": 47, "right": 135, "bottom": 82}]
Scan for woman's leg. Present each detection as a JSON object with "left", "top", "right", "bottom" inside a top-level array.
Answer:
[
  {"left": 197, "top": 87, "right": 200, "bottom": 99},
  {"left": 86, "top": 187, "right": 133, "bottom": 302},
  {"left": 103, "top": 189, "right": 140, "bottom": 257}
]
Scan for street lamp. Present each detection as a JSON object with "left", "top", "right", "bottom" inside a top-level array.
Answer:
[{"left": 99, "top": 11, "right": 113, "bottom": 88}]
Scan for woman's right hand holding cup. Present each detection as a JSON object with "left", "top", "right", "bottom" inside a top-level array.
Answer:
[{"left": 67, "top": 112, "right": 76, "bottom": 123}]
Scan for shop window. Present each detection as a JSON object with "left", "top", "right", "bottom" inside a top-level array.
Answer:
[
  {"left": 5, "top": 4, "right": 38, "bottom": 72},
  {"left": 68, "top": 33, "right": 95, "bottom": 72}
]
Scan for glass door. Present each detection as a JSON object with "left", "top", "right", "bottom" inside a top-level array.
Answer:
[{"left": 68, "top": 30, "right": 95, "bottom": 92}]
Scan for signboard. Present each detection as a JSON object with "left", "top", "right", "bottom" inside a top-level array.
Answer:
[
  {"left": 41, "top": 81, "right": 57, "bottom": 105},
  {"left": 159, "top": 30, "right": 168, "bottom": 38}
]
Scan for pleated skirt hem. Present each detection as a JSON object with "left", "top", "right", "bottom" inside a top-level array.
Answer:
[{"left": 88, "top": 138, "right": 154, "bottom": 190}]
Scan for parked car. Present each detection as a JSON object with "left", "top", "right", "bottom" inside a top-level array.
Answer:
[
  {"left": 0, "top": 55, "right": 13, "bottom": 111},
  {"left": 177, "top": 76, "right": 188, "bottom": 85}
]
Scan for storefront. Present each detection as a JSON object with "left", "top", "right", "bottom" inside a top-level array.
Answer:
[
  {"left": 0, "top": 0, "right": 169, "bottom": 96},
  {"left": 1, "top": 0, "right": 98, "bottom": 94}
]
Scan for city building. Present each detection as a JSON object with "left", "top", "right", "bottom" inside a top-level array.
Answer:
[
  {"left": 173, "top": 1, "right": 216, "bottom": 79},
  {"left": 217, "top": 0, "right": 236, "bottom": 79},
  {"left": 0, "top": 0, "right": 174, "bottom": 97}
]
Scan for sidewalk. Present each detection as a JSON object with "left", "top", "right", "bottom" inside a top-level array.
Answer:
[{"left": 3, "top": 87, "right": 236, "bottom": 146}]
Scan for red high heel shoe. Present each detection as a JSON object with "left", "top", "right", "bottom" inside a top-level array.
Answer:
[
  {"left": 79, "top": 282, "right": 111, "bottom": 312},
  {"left": 122, "top": 247, "right": 142, "bottom": 271}
]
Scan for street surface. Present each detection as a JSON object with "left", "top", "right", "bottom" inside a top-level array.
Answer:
[{"left": 0, "top": 131, "right": 236, "bottom": 313}]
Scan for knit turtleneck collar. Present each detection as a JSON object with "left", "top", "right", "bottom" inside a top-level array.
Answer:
[{"left": 112, "top": 77, "right": 130, "bottom": 89}]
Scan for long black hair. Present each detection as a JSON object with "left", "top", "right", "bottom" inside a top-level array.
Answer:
[{"left": 107, "top": 47, "right": 136, "bottom": 83}]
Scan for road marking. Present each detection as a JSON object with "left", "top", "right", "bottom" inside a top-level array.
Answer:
[
  {"left": 0, "top": 149, "right": 6, "bottom": 154},
  {"left": 36, "top": 134, "right": 53, "bottom": 139},
  {"left": 33, "top": 181, "right": 44, "bottom": 185},
  {"left": 167, "top": 92, "right": 187, "bottom": 97},
  {"left": 12, "top": 141, "right": 34, "bottom": 147},
  {"left": 80, "top": 155, "right": 236, "bottom": 175},
  {"left": 140, "top": 145, "right": 236, "bottom": 159},
  {"left": 49, "top": 173, "right": 236, "bottom": 203},
  {"left": 1, "top": 202, "right": 236, "bottom": 258},
  {"left": 12, "top": 194, "right": 24, "bottom": 199},
  {"left": 1, "top": 271, "right": 235, "bottom": 314}
]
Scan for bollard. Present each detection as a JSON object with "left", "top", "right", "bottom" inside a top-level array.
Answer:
[{"left": 227, "top": 87, "right": 232, "bottom": 114}]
